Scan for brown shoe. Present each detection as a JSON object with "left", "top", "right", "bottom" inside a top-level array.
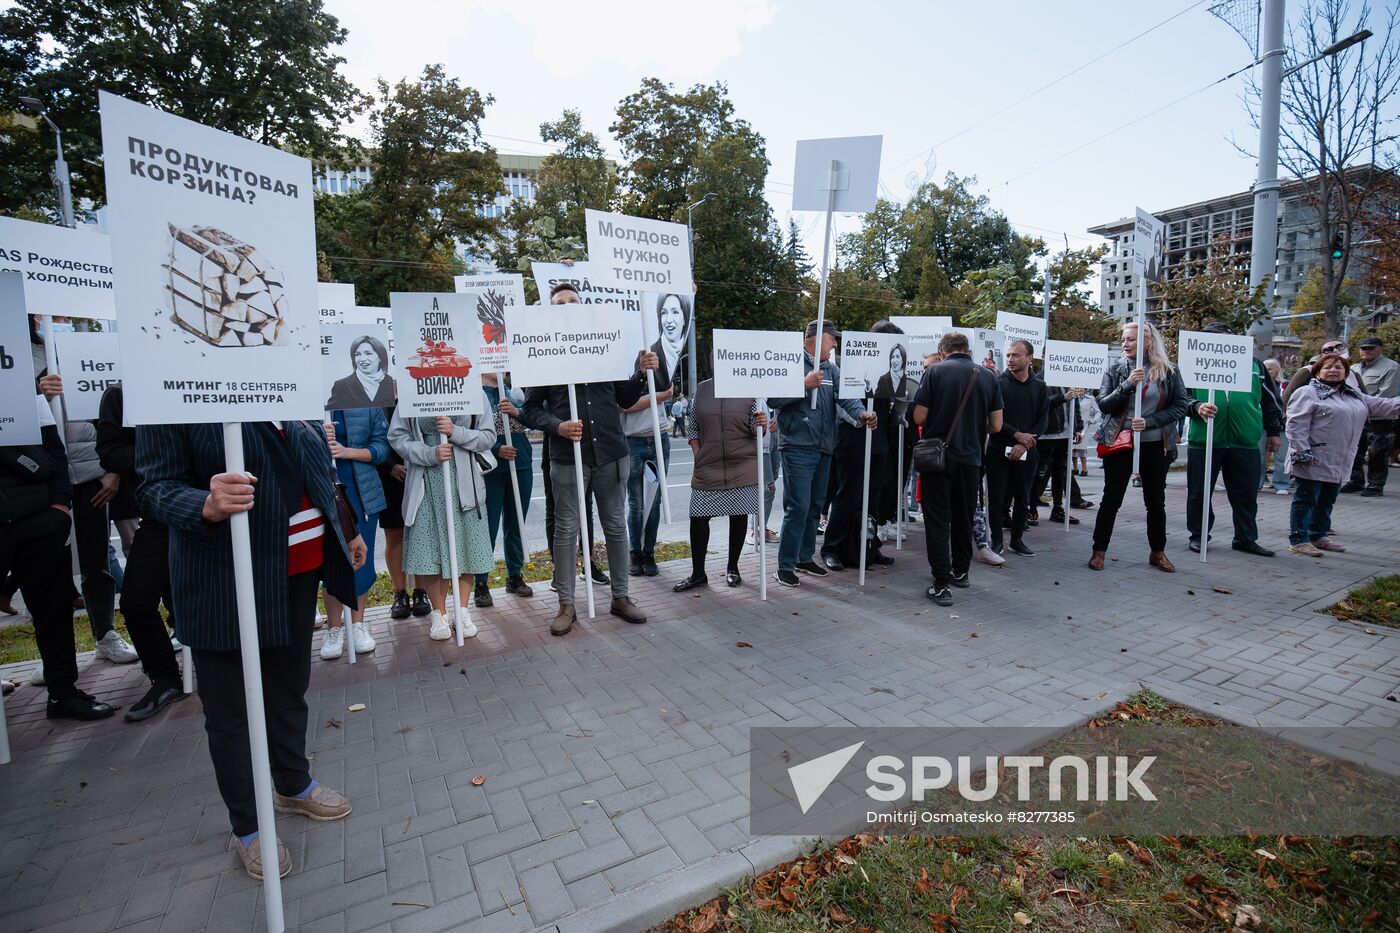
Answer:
[
  {"left": 550, "top": 604, "right": 576, "bottom": 636},
  {"left": 1149, "top": 550, "right": 1176, "bottom": 573},
  {"left": 275, "top": 783, "right": 351, "bottom": 821},
  {"left": 609, "top": 596, "right": 647, "bottom": 624},
  {"left": 1087, "top": 551, "right": 1106, "bottom": 571},
  {"left": 234, "top": 833, "right": 291, "bottom": 880}
]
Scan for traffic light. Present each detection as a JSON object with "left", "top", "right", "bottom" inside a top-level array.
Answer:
[{"left": 1330, "top": 232, "right": 1345, "bottom": 260}]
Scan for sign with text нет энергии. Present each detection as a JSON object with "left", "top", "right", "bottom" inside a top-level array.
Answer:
[{"left": 54, "top": 331, "right": 121, "bottom": 420}]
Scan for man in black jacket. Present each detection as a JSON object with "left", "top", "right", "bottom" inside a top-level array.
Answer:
[
  {"left": 985, "top": 340, "right": 1049, "bottom": 556},
  {"left": 521, "top": 281, "right": 660, "bottom": 636},
  {"left": 96, "top": 384, "right": 186, "bottom": 722},
  {"left": 1029, "top": 384, "right": 1088, "bottom": 523},
  {"left": 1, "top": 396, "right": 113, "bottom": 719}
]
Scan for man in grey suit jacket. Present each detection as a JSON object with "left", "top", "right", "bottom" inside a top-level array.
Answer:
[{"left": 137, "top": 420, "right": 366, "bottom": 880}]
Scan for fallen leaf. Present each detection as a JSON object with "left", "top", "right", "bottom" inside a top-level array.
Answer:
[
  {"left": 915, "top": 866, "right": 932, "bottom": 894},
  {"left": 1212, "top": 586, "right": 1233, "bottom": 595},
  {"left": 1234, "top": 903, "right": 1262, "bottom": 929},
  {"left": 1013, "top": 910, "right": 1032, "bottom": 926},
  {"left": 969, "top": 632, "right": 978, "bottom": 638},
  {"left": 1254, "top": 848, "right": 1277, "bottom": 860},
  {"left": 471, "top": 775, "right": 485, "bottom": 786},
  {"left": 325, "top": 719, "right": 342, "bottom": 729},
  {"left": 1364, "top": 628, "right": 1377, "bottom": 635},
  {"left": 392, "top": 901, "right": 430, "bottom": 909},
  {"left": 1187, "top": 590, "right": 1196, "bottom": 595},
  {"left": 735, "top": 641, "right": 753, "bottom": 648},
  {"left": 348, "top": 703, "right": 366, "bottom": 712},
  {"left": 1120, "top": 647, "right": 1128, "bottom": 652},
  {"left": 1097, "top": 691, "right": 1108, "bottom": 700}
]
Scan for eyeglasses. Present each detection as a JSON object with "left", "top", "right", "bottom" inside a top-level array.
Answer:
[{"left": 1322, "top": 344, "right": 1343, "bottom": 352}]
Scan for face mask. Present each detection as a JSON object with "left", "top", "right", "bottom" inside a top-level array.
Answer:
[{"left": 49, "top": 321, "right": 76, "bottom": 333}]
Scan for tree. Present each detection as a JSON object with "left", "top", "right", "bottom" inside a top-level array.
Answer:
[
  {"left": 1239, "top": 0, "right": 1400, "bottom": 336},
  {"left": 315, "top": 66, "right": 501, "bottom": 305},
  {"left": 1289, "top": 267, "right": 1362, "bottom": 357},
  {"left": 1154, "top": 238, "right": 1271, "bottom": 355},
  {"left": 0, "top": 0, "right": 365, "bottom": 217},
  {"left": 1039, "top": 244, "right": 1121, "bottom": 343}
]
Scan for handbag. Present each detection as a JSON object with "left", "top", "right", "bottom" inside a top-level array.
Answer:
[
  {"left": 1097, "top": 413, "right": 1133, "bottom": 458},
  {"left": 913, "top": 372, "right": 979, "bottom": 473},
  {"left": 331, "top": 481, "right": 360, "bottom": 542}
]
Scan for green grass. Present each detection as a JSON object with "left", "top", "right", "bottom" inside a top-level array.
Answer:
[
  {"left": 1327, "top": 574, "right": 1400, "bottom": 629},
  {"left": 659, "top": 691, "right": 1400, "bottom": 933},
  {"left": 0, "top": 541, "right": 693, "bottom": 665}
]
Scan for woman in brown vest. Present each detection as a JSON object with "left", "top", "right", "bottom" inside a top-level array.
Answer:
[{"left": 673, "top": 380, "right": 768, "bottom": 591}]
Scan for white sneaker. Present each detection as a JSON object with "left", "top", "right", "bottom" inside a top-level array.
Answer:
[
  {"left": 350, "top": 622, "right": 377, "bottom": 653},
  {"left": 459, "top": 616, "right": 478, "bottom": 639},
  {"left": 428, "top": 611, "right": 452, "bottom": 641},
  {"left": 169, "top": 632, "right": 182, "bottom": 650},
  {"left": 745, "top": 527, "right": 756, "bottom": 546},
  {"left": 319, "top": 625, "right": 345, "bottom": 660},
  {"left": 95, "top": 630, "right": 139, "bottom": 663},
  {"left": 975, "top": 545, "right": 1006, "bottom": 567},
  {"left": 878, "top": 522, "right": 896, "bottom": 542},
  {"left": 30, "top": 663, "right": 44, "bottom": 686}
]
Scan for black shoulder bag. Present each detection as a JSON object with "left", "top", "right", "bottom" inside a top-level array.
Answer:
[{"left": 912, "top": 373, "right": 979, "bottom": 473}]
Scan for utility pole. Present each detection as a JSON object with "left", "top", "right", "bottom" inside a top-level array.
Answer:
[
  {"left": 20, "top": 96, "right": 74, "bottom": 228},
  {"left": 1246, "top": 0, "right": 1286, "bottom": 352}
]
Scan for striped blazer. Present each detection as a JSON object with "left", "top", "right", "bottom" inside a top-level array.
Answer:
[{"left": 135, "top": 421, "right": 357, "bottom": 652}]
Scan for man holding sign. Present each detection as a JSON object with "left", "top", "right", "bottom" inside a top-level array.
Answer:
[{"left": 1183, "top": 322, "right": 1284, "bottom": 558}]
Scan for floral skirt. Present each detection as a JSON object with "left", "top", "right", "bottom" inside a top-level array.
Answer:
[{"left": 403, "top": 463, "right": 494, "bottom": 578}]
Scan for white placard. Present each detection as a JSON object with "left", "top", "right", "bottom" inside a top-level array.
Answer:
[
  {"left": 320, "top": 323, "right": 394, "bottom": 411},
  {"left": 838, "top": 332, "right": 910, "bottom": 399},
  {"left": 792, "top": 135, "right": 883, "bottom": 213},
  {"left": 995, "top": 310, "right": 1048, "bottom": 356},
  {"left": 454, "top": 273, "right": 526, "bottom": 374},
  {"left": 343, "top": 306, "right": 393, "bottom": 363},
  {"left": 1133, "top": 207, "right": 1165, "bottom": 282},
  {"left": 0, "top": 215, "right": 115, "bottom": 319},
  {"left": 504, "top": 303, "right": 632, "bottom": 388},
  {"left": 640, "top": 291, "right": 690, "bottom": 388},
  {"left": 583, "top": 210, "right": 693, "bottom": 294},
  {"left": 531, "top": 260, "right": 641, "bottom": 313},
  {"left": 53, "top": 331, "right": 121, "bottom": 420},
  {"left": 711, "top": 329, "right": 805, "bottom": 398},
  {"left": 1176, "top": 330, "right": 1254, "bottom": 393},
  {"left": 389, "top": 292, "right": 482, "bottom": 417},
  {"left": 1043, "top": 340, "right": 1112, "bottom": 391},
  {"left": 906, "top": 334, "right": 942, "bottom": 381},
  {"left": 318, "top": 282, "right": 355, "bottom": 324},
  {"left": 0, "top": 272, "right": 41, "bottom": 446},
  {"left": 100, "top": 91, "right": 322, "bottom": 424},
  {"left": 948, "top": 328, "right": 1007, "bottom": 371},
  {"left": 889, "top": 315, "right": 953, "bottom": 336}
]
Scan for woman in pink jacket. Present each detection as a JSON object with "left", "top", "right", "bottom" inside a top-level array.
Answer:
[{"left": 1285, "top": 353, "right": 1400, "bottom": 556}]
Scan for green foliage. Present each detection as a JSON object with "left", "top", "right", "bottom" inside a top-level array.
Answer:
[
  {"left": 0, "top": 0, "right": 365, "bottom": 216},
  {"left": 1154, "top": 238, "right": 1271, "bottom": 355},
  {"left": 315, "top": 66, "right": 501, "bottom": 305},
  {"left": 1328, "top": 573, "right": 1400, "bottom": 628},
  {"left": 1289, "top": 268, "right": 1362, "bottom": 359}
]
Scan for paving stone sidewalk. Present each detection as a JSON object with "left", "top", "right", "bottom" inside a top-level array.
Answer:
[{"left": 1, "top": 473, "right": 1397, "bottom": 932}]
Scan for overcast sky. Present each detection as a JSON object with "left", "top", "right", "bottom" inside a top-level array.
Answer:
[{"left": 321, "top": 1, "right": 1308, "bottom": 264}]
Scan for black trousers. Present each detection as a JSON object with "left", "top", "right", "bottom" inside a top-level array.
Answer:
[
  {"left": 821, "top": 447, "right": 886, "bottom": 565},
  {"left": 541, "top": 454, "right": 596, "bottom": 564},
  {"left": 1349, "top": 420, "right": 1395, "bottom": 491},
  {"left": 191, "top": 569, "right": 319, "bottom": 837},
  {"left": 1, "top": 507, "right": 81, "bottom": 697},
  {"left": 1186, "top": 446, "right": 1261, "bottom": 545},
  {"left": 1030, "top": 438, "right": 1082, "bottom": 508},
  {"left": 1093, "top": 441, "right": 1169, "bottom": 552},
  {"left": 985, "top": 450, "right": 1038, "bottom": 546},
  {"left": 71, "top": 478, "right": 117, "bottom": 639},
  {"left": 689, "top": 514, "right": 747, "bottom": 577},
  {"left": 920, "top": 460, "right": 979, "bottom": 585},
  {"left": 119, "top": 519, "right": 181, "bottom": 687}
]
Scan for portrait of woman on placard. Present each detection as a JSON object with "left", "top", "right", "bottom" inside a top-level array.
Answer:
[
  {"left": 326, "top": 334, "right": 395, "bottom": 410},
  {"left": 650, "top": 293, "right": 689, "bottom": 387},
  {"left": 874, "top": 341, "right": 907, "bottom": 399}
]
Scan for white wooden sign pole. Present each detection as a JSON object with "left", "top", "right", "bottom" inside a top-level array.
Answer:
[
  {"left": 811, "top": 160, "right": 840, "bottom": 409},
  {"left": 638, "top": 310, "right": 672, "bottom": 523},
  {"left": 756, "top": 422, "right": 768, "bottom": 601},
  {"left": 1200, "top": 390, "right": 1217, "bottom": 564},
  {"left": 323, "top": 412, "right": 356, "bottom": 665},
  {"left": 1131, "top": 289, "right": 1145, "bottom": 477},
  {"left": 222, "top": 423, "right": 285, "bottom": 932},
  {"left": 438, "top": 431, "right": 472, "bottom": 645},
  {"left": 567, "top": 385, "right": 596, "bottom": 619},
  {"left": 41, "top": 316, "right": 84, "bottom": 596},
  {"left": 857, "top": 395, "right": 874, "bottom": 586},
  {"left": 1064, "top": 397, "right": 1077, "bottom": 533},
  {"left": 896, "top": 422, "right": 904, "bottom": 550},
  {"left": 0, "top": 680, "right": 9, "bottom": 765}
]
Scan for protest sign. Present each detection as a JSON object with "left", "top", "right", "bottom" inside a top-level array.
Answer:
[
  {"left": 948, "top": 328, "right": 1007, "bottom": 371},
  {"left": 641, "top": 291, "right": 691, "bottom": 387},
  {"left": 792, "top": 135, "right": 883, "bottom": 212},
  {"left": 504, "top": 303, "right": 633, "bottom": 388},
  {"left": 711, "top": 329, "right": 805, "bottom": 398},
  {"left": 100, "top": 90, "right": 321, "bottom": 425},
  {"left": 0, "top": 215, "right": 115, "bottom": 319},
  {"left": 531, "top": 260, "right": 641, "bottom": 313},
  {"left": 53, "top": 331, "right": 121, "bottom": 420},
  {"left": 995, "top": 310, "right": 1048, "bottom": 356},
  {"left": 0, "top": 272, "right": 41, "bottom": 446},
  {"left": 889, "top": 315, "right": 954, "bottom": 336},
  {"left": 318, "top": 282, "right": 355, "bottom": 324},
  {"left": 320, "top": 323, "right": 394, "bottom": 411},
  {"left": 455, "top": 273, "right": 526, "bottom": 374},
  {"left": 1176, "top": 330, "right": 1254, "bottom": 393},
  {"left": 342, "top": 306, "right": 394, "bottom": 363},
  {"left": 1043, "top": 340, "right": 1112, "bottom": 391},
  {"left": 389, "top": 293, "right": 483, "bottom": 417},
  {"left": 584, "top": 210, "right": 693, "bottom": 293},
  {"left": 1133, "top": 207, "right": 1166, "bottom": 282},
  {"left": 838, "top": 331, "right": 910, "bottom": 399}
]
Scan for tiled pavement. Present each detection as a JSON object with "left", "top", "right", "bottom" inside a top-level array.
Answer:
[{"left": 1, "top": 472, "right": 1398, "bottom": 932}]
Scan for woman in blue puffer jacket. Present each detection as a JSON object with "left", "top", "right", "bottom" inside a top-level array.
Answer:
[{"left": 319, "top": 406, "right": 390, "bottom": 660}]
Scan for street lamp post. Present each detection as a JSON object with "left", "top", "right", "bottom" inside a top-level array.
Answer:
[
  {"left": 19, "top": 96, "right": 75, "bottom": 228},
  {"left": 1246, "top": 1, "right": 1371, "bottom": 349},
  {"left": 685, "top": 192, "right": 717, "bottom": 397}
]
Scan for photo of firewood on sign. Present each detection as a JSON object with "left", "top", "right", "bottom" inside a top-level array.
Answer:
[{"left": 164, "top": 223, "right": 287, "bottom": 348}]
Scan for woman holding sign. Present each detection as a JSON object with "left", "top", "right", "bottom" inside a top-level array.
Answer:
[
  {"left": 388, "top": 409, "right": 495, "bottom": 641},
  {"left": 477, "top": 374, "right": 534, "bottom": 604},
  {"left": 318, "top": 408, "right": 389, "bottom": 660},
  {"left": 1088, "top": 321, "right": 1188, "bottom": 573},
  {"left": 673, "top": 381, "right": 768, "bottom": 591}
]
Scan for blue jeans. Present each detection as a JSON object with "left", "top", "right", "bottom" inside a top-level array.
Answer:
[
  {"left": 626, "top": 433, "right": 670, "bottom": 558},
  {"left": 1289, "top": 478, "right": 1339, "bottom": 544},
  {"left": 481, "top": 467, "right": 533, "bottom": 578},
  {"left": 778, "top": 446, "right": 831, "bottom": 571},
  {"left": 1261, "top": 435, "right": 1290, "bottom": 489}
]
